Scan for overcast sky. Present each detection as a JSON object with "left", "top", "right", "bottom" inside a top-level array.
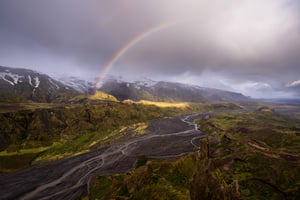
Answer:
[{"left": 0, "top": 0, "right": 300, "bottom": 98}]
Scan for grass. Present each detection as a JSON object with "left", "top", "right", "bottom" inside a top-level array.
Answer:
[
  {"left": 89, "top": 91, "right": 119, "bottom": 102},
  {"left": 137, "top": 100, "right": 189, "bottom": 108}
]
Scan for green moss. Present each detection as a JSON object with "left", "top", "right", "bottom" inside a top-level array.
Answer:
[{"left": 89, "top": 155, "right": 195, "bottom": 199}]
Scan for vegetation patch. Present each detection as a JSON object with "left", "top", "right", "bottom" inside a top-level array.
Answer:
[
  {"left": 195, "top": 109, "right": 300, "bottom": 199},
  {"left": 137, "top": 100, "right": 189, "bottom": 108},
  {"left": 0, "top": 153, "right": 38, "bottom": 174},
  {"left": 0, "top": 100, "right": 240, "bottom": 171},
  {"left": 88, "top": 91, "right": 119, "bottom": 102},
  {"left": 88, "top": 155, "right": 196, "bottom": 200}
]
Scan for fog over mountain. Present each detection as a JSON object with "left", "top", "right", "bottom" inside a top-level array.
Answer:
[{"left": 0, "top": 0, "right": 300, "bottom": 98}]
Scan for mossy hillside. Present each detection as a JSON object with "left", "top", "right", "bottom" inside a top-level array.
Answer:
[
  {"left": 0, "top": 100, "right": 243, "bottom": 173},
  {"left": 190, "top": 138, "right": 240, "bottom": 200},
  {"left": 0, "top": 102, "right": 160, "bottom": 151},
  {"left": 35, "top": 122, "right": 150, "bottom": 162},
  {"left": 88, "top": 155, "right": 196, "bottom": 200},
  {"left": 0, "top": 100, "right": 242, "bottom": 153},
  {"left": 0, "top": 100, "right": 221, "bottom": 173},
  {"left": 69, "top": 90, "right": 119, "bottom": 103},
  {"left": 89, "top": 91, "right": 119, "bottom": 102},
  {"left": 0, "top": 103, "right": 171, "bottom": 163},
  {"left": 196, "top": 109, "right": 300, "bottom": 199}
]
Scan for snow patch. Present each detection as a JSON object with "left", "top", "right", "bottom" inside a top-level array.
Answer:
[
  {"left": 135, "top": 78, "right": 157, "bottom": 87},
  {"left": 134, "top": 84, "right": 141, "bottom": 90},
  {"left": 56, "top": 76, "right": 93, "bottom": 93},
  {"left": 33, "top": 77, "right": 40, "bottom": 88},
  {"left": 28, "top": 75, "right": 33, "bottom": 86},
  {"left": 287, "top": 80, "right": 300, "bottom": 88},
  {"left": 31, "top": 77, "right": 41, "bottom": 96},
  {"left": 133, "top": 78, "right": 157, "bottom": 90},
  {"left": 0, "top": 72, "right": 24, "bottom": 85}
]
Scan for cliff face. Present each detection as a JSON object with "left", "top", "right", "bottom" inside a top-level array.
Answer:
[{"left": 190, "top": 137, "right": 240, "bottom": 200}]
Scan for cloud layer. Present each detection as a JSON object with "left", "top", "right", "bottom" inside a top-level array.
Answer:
[{"left": 0, "top": 0, "right": 300, "bottom": 98}]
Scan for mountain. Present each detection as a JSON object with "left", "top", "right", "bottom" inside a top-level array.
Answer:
[
  {"left": 100, "top": 78, "right": 250, "bottom": 102},
  {"left": 256, "top": 98, "right": 300, "bottom": 105},
  {"left": 0, "top": 66, "right": 78, "bottom": 102},
  {"left": 56, "top": 76, "right": 94, "bottom": 94},
  {"left": 0, "top": 66, "right": 250, "bottom": 103}
]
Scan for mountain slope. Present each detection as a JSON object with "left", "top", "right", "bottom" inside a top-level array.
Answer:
[
  {"left": 0, "top": 66, "right": 78, "bottom": 102},
  {"left": 100, "top": 78, "right": 250, "bottom": 102}
]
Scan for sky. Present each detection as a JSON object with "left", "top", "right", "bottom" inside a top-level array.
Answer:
[{"left": 0, "top": 0, "right": 300, "bottom": 98}]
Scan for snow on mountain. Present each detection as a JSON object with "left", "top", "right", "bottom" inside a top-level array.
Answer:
[
  {"left": 56, "top": 76, "right": 94, "bottom": 94},
  {"left": 28, "top": 75, "right": 33, "bottom": 86},
  {"left": 0, "top": 65, "right": 251, "bottom": 103},
  {"left": 33, "top": 77, "right": 40, "bottom": 88},
  {"left": 100, "top": 78, "right": 250, "bottom": 102},
  {"left": 0, "top": 66, "right": 78, "bottom": 102},
  {"left": 0, "top": 72, "right": 24, "bottom": 85},
  {"left": 0, "top": 71, "right": 41, "bottom": 89},
  {"left": 134, "top": 77, "right": 157, "bottom": 88}
]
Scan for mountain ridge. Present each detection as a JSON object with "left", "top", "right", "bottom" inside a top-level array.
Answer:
[
  {"left": 0, "top": 65, "right": 250, "bottom": 103},
  {"left": 100, "top": 78, "right": 250, "bottom": 102}
]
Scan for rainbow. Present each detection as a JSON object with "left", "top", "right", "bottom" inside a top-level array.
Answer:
[{"left": 94, "top": 22, "right": 175, "bottom": 88}]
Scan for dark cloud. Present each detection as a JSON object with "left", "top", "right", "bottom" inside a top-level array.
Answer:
[{"left": 0, "top": 0, "right": 300, "bottom": 98}]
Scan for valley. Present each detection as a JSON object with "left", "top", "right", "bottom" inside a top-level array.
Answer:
[
  {"left": 0, "top": 113, "right": 205, "bottom": 200},
  {"left": 1, "top": 1, "right": 300, "bottom": 199},
  {"left": 0, "top": 66, "right": 299, "bottom": 199},
  {"left": 0, "top": 103, "right": 299, "bottom": 199},
  {"left": 87, "top": 107, "right": 300, "bottom": 200}
]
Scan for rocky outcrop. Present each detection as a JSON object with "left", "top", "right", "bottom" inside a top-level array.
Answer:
[{"left": 190, "top": 137, "right": 240, "bottom": 200}]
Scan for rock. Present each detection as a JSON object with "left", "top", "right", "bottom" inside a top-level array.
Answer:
[{"left": 190, "top": 137, "right": 240, "bottom": 200}]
